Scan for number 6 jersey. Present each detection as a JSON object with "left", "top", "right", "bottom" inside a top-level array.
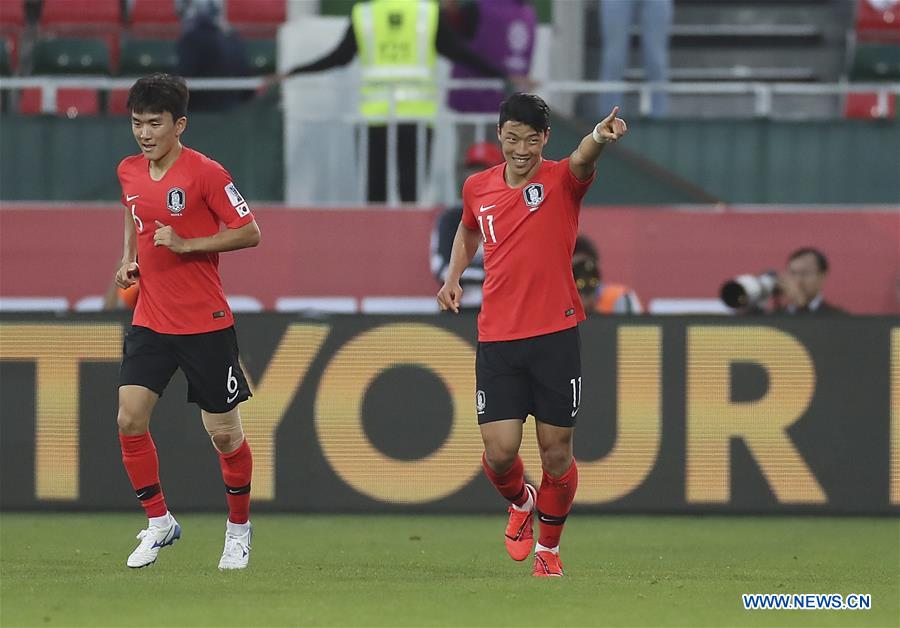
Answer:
[{"left": 117, "top": 147, "right": 255, "bottom": 334}]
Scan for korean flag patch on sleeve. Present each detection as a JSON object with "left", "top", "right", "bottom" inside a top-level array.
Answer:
[{"left": 224, "top": 182, "right": 250, "bottom": 217}]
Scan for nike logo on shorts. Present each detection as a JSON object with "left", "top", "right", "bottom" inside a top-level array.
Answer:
[
  {"left": 126, "top": 194, "right": 140, "bottom": 201},
  {"left": 571, "top": 407, "right": 580, "bottom": 418},
  {"left": 479, "top": 204, "right": 496, "bottom": 213}
]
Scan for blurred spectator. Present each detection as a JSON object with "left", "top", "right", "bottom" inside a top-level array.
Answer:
[
  {"left": 573, "top": 235, "right": 642, "bottom": 314},
  {"left": 446, "top": 0, "right": 537, "bottom": 114},
  {"left": 280, "top": 0, "right": 526, "bottom": 203},
  {"left": 176, "top": 0, "right": 252, "bottom": 111},
  {"left": 429, "top": 141, "right": 503, "bottom": 308},
  {"left": 598, "top": 0, "right": 672, "bottom": 118},
  {"left": 774, "top": 247, "right": 846, "bottom": 315}
]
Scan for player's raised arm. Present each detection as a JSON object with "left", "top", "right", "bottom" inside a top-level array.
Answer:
[
  {"left": 437, "top": 221, "right": 482, "bottom": 313},
  {"left": 568, "top": 106, "right": 628, "bottom": 182}
]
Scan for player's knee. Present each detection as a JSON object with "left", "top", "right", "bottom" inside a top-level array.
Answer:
[
  {"left": 484, "top": 444, "right": 519, "bottom": 473},
  {"left": 116, "top": 404, "right": 149, "bottom": 435},
  {"left": 539, "top": 445, "right": 572, "bottom": 477},
  {"left": 203, "top": 410, "right": 245, "bottom": 453},
  {"left": 209, "top": 428, "right": 244, "bottom": 453}
]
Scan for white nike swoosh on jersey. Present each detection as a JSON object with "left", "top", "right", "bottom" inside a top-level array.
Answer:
[
  {"left": 126, "top": 194, "right": 140, "bottom": 201},
  {"left": 479, "top": 204, "right": 496, "bottom": 213}
]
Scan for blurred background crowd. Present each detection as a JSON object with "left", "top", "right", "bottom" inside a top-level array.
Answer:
[{"left": 0, "top": 0, "right": 897, "bottom": 316}]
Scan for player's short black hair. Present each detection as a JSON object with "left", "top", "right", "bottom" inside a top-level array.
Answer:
[
  {"left": 498, "top": 93, "right": 550, "bottom": 134},
  {"left": 788, "top": 247, "right": 829, "bottom": 273},
  {"left": 127, "top": 73, "right": 189, "bottom": 121}
]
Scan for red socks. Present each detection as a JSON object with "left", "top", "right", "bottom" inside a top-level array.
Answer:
[
  {"left": 219, "top": 439, "right": 253, "bottom": 524},
  {"left": 537, "top": 459, "right": 578, "bottom": 548},
  {"left": 119, "top": 432, "right": 168, "bottom": 518},
  {"left": 482, "top": 452, "right": 530, "bottom": 507}
]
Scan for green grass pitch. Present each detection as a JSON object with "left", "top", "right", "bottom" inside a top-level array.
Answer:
[{"left": 1, "top": 513, "right": 897, "bottom": 627}]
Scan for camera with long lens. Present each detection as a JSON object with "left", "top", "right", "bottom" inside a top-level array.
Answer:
[{"left": 720, "top": 271, "right": 780, "bottom": 309}]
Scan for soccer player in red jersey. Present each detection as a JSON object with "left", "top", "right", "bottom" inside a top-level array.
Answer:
[
  {"left": 437, "top": 93, "right": 626, "bottom": 577},
  {"left": 114, "top": 74, "right": 261, "bottom": 570}
]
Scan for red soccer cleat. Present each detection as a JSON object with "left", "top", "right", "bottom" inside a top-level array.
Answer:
[
  {"left": 504, "top": 484, "right": 537, "bottom": 561},
  {"left": 533, "top": 550, "right": 564, "bottom": 577}
]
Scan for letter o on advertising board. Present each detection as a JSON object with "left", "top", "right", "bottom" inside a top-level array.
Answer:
[{"left": 315, "top": 323, "right": 482, "bottom": 503}]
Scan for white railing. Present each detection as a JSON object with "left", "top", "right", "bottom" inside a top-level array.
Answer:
[{"left": 2, "top": 77, "right": 897, "bottom": 206}]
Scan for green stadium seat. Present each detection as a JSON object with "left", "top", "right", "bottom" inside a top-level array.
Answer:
[
  {"left": 33, "top": 38, "right": 111, "bottom": 75},
  {"left": 119, "top": 38, "right": 178, "bottom": 75},
  {"left": 244, "top": 38, "right": 276, "bottom": 75},
  {"left": 850, "top": 43, "right": 900, "bottom": 81}
]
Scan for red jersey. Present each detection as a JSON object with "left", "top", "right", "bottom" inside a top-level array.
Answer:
[
  {"left": 117, "top": 147, "right": 254, "bottom": 334},
  {"left": 462, "top": 158, "right": 595, "bottom": 342}
]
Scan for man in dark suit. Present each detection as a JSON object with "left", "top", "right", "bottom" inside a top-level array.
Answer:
[{"left": 775, "top": 247, "right": 845, "bottom": 315}]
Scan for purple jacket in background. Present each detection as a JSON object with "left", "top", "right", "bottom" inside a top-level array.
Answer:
[{"left": 447, "top": 0, "right": 537, "bottom": 113}]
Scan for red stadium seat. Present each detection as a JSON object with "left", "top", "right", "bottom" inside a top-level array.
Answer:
[
  {"left": 39, "top": 0, "right": 121, "bottom": 27},
  {"left": 227, "top": 0, "right": 284, "bottom": 35},
  {"left": 108, "top": 88, "right": 130, "bottom": 115},
  {"left": 17, "top": 87, "right": 100, "bottom": 116},
  {"left": 855, "top": 0, "right": 900, "bottom": 42},
  {"left": 128, "top": 0, "right": 180, "bottom": 37},
  {"left": 18, "top": 87, "right": 42, "bottom": 114},
  {"left": 0, "top": 0, "right": 25, "bottom": 29},
  {"left": 57, "top": 88, "right": 100, "bottom": 117},
  {"left": 844, "top": 91, "right": 897, "bottom": 118}
]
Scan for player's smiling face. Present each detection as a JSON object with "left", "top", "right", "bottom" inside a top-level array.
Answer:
[
  {"left": 131, "top": 110, "right": 186, "bottom": 163},
  {"left": 497, "top": 121, "right": 549, "bottom": 181}
]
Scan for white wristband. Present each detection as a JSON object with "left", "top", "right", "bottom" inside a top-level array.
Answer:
[{"left": 591, "top": 125, "right": 608, "bottom": 144}]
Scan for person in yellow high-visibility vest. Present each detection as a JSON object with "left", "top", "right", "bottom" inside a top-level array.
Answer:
[{"left": 284, "top": 0, "right": 525, "bottom": 203}]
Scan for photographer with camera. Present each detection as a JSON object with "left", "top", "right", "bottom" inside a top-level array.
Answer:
[
  {"left": 720, "top": 247, "right": 845, "bottom": 315},
  {"left": 774, "top": 247, "right": 845, "bottom": 315},
  {"left": 573, "top": 235, "right": 642, "bottom": 315}
]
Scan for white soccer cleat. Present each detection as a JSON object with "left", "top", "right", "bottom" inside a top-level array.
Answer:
[
  {"left": 218, "top": 522, "right": 252, "bottom": 570},
  {"left": 126, "top": 516, "right": 181, "bottom": 568}
]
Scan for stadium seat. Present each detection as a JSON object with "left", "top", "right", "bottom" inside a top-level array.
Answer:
[
  {"left": 855, "top": 0, "right": 900, "bottom": 42},
  {"left": 17, "top": 86, "right": 100, "bottom": 116},
  {"left": 39, "top": 0, "right": 121, "bottom": 27},
  {"left": 227, "top": 0, "right": 284, "bottom": 36},
  {"left": 227, "top": 0, "right": 285, "bottom": 25},
  {"left": 244, "top": 38, "right": 276, "bottom": 74},
  {"left": 849, "top": 42, "right": 900, "bottom": 80},
  {"left": 33, "top": 37, "right": 111, "bottom": 74},
  {"left": 844, "top": 91, "right": 897, "bottom": 118},
  {"left": 128, "top": 0, "right": 179, "bottom": 32},
  {"left": 0, "top": 0, "right": 25, "bottom": 29},
  {"left": 119, "top": 38, "right": 178, "bottom": 75}
]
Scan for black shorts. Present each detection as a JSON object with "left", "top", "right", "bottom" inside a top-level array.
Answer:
[
  {"left": 119, "top": 325, "right": 252, "bottom": 413},
  {"left": 475, "top": 326, "right": 582, "bottom": 428}
]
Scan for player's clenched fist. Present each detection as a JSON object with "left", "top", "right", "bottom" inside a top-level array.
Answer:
[
  {"left": 592, "top": 106, "right": 628, "bottom": 144},
  {"left": 153, "top": 220, "right": 188, "bottom": 254},
  {"left": 437, "top": 280, "right": 463, "bottom": 314},
  {"left": 115, "top": 261, "right": 140, "bottom": 289}
]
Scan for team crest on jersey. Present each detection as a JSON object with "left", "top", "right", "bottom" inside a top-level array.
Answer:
[
  {"left": 523, "top": 183, "right": 544, "bottom": 210},
  {"left": 476, "top": 390, "right": 486, "bottom": 414},
  {"left": 166, "top": 187, "right": 186, "bottom": 214}
]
